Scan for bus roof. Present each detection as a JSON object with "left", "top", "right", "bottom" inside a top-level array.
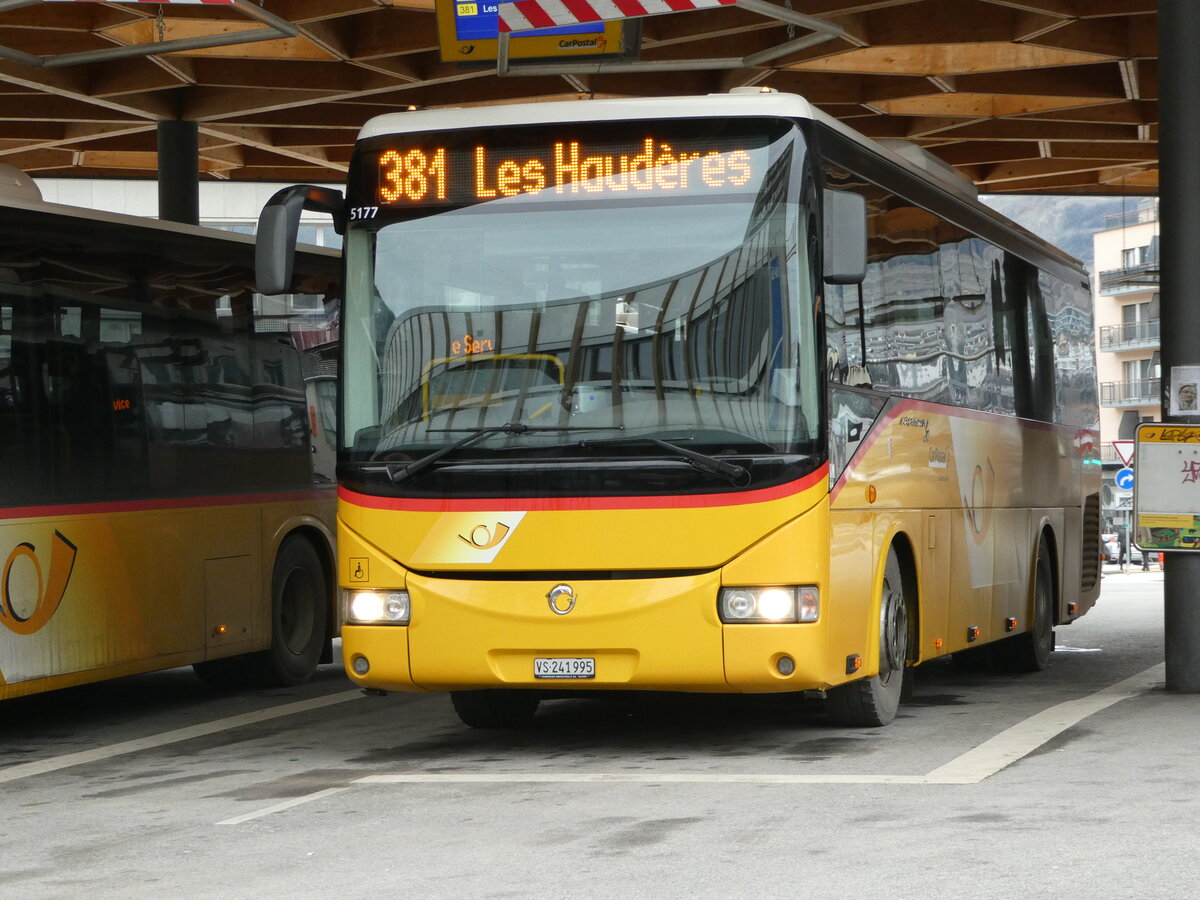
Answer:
[
  {"left": 0, "top": 184, "right": 339, "bottom": 260},
  {"left": 358, "top": 90, "right": 821, "bottom": 140}
]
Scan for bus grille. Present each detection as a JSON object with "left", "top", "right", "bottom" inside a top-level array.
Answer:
[{"left": 1080, "top": 492, "right": 1101, "bottom": 593}]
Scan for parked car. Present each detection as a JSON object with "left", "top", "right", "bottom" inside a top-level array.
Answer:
[
  {"left": 1103, "top": 533, "right": 1143, "bottom": 565},
  {"left": 1103, "top": 534, "right": 1119, "bottom": 563}
]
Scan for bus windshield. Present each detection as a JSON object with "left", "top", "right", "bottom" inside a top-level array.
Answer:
[{"left": 341, "top": 119, "right": 820, "bottom": 472}]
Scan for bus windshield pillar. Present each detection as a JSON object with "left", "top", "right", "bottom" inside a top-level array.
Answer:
[
  {"left": 157, "top": 120, "right": 200, "bottom": 226},
  {"left": 1159, "top": 0, "right": 1200, "bottom": 692}
]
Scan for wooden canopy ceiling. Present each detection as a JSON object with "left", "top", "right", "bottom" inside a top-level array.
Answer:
[{"left": 0, "top": 0, "right": 1158, "bottom": 195}]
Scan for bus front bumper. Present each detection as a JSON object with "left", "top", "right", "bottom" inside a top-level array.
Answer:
[{"left": 341, "top": 571, "right": 832, "bottom": 694}]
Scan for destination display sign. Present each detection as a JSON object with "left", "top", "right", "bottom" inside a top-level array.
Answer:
[{"left": 358, "top": 134, "right": 767, "bottom": 209}]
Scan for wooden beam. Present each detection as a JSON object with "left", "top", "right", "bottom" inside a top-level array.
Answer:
[
  {"left": 926, "top": 118, "right": 1142, "bottom": 140},
  {"left": 0, "top": 148, "right": 78, "bottom": 170},
  {"left": 0, "top": 60, "right": 174, "bottom": 120},
  {"left": 1012, "top": 12, "right": 1072, "bottom": 42},
  {"left": 955, "top": 63, "right": 1127, "bottom": 98},
  {"left": 1024, "top": 16, "right": 1132, "bottom": 58},
  {"left": 870, "top": 92, "right": 1116, "bottom": 117},
  {"left": 344, "top": 13, "right": 438, "bottom": 59},
  {"left": 187, "top": 58, "right": 371, "bottom": 92},
  {"left": 88, "top": 58, "right": 188, "bottom": 98},
  {"left": 267, "top": 0, "right": 386, "bottom": 25},
  {"left": 859, "top": 0, "right": 1018, "bottom": 44},
  {"left": 931, "top": 140, "right": 1041, "bottom": 165},
  {"left": 0, "top": 4, "right": 140, "bottom": 30},
  {"left": 977, "top": 156, "right": 1144, "bottom": 184},
  {"left": 983, "top": 0, "right": 1155, "bottom": 16},
  {"left": 905, "top": 116, "right": 989, "bottom": 137},
  {"left": 200, "top": 123, "right": 349, "bottom": 172},
  {"left": 1096, "top": 164, "right": 1157, "bottom": 185},
  {"left": 1017, "top": 99, "right": 1155, "bottom": 124},
  {"left": 787, "top": 42, "right": 1111, "bottom": 77},
  {"left": 1047, "top": 140, "right": 1156, "bottom": 160},
  {"left": 224, "top": 165, "right": 350, "bottom": 182},
  {"left": 0, "top": 27, "right": 114, "bottom": 57},
  {"left": 0, "top": 91, "right": 154, "bottom": 124},
  {"left": 101, "top": 18, "right": 336, "bottom": 61}
]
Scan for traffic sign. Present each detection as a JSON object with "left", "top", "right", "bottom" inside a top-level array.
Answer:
[
  {"left": 1115, "top": 467, "right": 1135, "bottom": 490},
  {"left": 1113, "top": 440, "right": 1135, "bottom": 466}
]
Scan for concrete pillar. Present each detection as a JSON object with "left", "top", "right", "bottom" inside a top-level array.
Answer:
[
  {"left": 157, "top": 120, "right": 200, "bottom": 225},
  {"left": 1158, "top": 0, "right": 1200, "bottom": 691}
]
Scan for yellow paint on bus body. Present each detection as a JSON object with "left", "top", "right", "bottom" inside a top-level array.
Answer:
[
  {"left": 340, "top": 402, "right": 1099, "bottom": 696},
  {"left": 0, "top": 494, "right": 335, "bottom": 700}
]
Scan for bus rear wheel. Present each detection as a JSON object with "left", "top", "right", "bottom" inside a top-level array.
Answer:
[
  {"left": 450, "top": 690, "right": 540, "bottom": 728},
  {"left": 255, "top": 536, "right": 327, "bottom": 687},
  {"left": 827, "top": 547, "right": 909, "bottom": 727}
]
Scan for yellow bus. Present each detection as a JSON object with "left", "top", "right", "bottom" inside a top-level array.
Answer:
[
  {"left": 258, "top": 90, "right": 1101, "bottom": 727},
  {"left": 0, "top": 168, "right": 341, "bottom": 700}
]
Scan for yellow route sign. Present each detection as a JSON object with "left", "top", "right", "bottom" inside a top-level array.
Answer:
[
  {"left": 1134, "top": 423, "right": 1200, "bottom": 552},
  {"left": 435, "top": 0, "right": 628, "bottom": 63}
]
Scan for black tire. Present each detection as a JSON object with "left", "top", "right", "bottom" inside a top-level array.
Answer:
[
  {"left": 255, "top": 536, "right": 327, "bottom": 687},
  {"left": 827, "top": 547, "right": 910, "bottom": 727},
  {"left": 993, "top": 540, "right": 1055, "bottom": 673},
  {"left": 450, "top": 690, "right": 540, "bottom": 728}
]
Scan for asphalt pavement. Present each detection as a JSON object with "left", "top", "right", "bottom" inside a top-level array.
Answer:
[{"left": 0, "top": 567, "right": 1194, "bottom": 899}]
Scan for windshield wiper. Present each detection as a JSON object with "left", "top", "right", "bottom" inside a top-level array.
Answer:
[
  {"left": 579, "top": 436, "right": 751, "bottom": 487},
  {"left": 362, "top": 424, "right": 611, "bottom": 485}
]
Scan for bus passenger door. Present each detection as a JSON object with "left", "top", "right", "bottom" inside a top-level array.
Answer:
[{"left": 921, "top": 512, "right": 951, "bottom": 660}]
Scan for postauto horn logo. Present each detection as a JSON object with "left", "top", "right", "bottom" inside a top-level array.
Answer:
[{"left": 1, "top": 531, "right": 77, "bottom": 635}]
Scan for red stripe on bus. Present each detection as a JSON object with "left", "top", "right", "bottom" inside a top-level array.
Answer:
[
  {"left": 3, "top": 488, "right": 334, "bottom": 520},
  {"left": 339, "top": 465, "right": 828, "bottom": 513}
]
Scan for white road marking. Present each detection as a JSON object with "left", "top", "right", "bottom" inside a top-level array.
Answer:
[
  {"left": 357, "top": 772, "right": 935, "bottom": 785},
  {"left": 218, "top": 662, "right": 1166, "bottom": 822},
  {"left": 0, "top": 690, "right": 363, "bottom": 785},
  {"left": 216, "top": 787, "right": 351, "bottom": 826},
  {"left": 924, "top": 662, "right": 1164, "bottom": 783}
]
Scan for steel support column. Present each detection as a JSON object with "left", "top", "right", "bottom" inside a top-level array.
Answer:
[
  {"left": 157, "top": 120, "right": 199, "bottom": 226},
  {"left": 1158, "top": 0, "right": 1200, "bottom": 691}
]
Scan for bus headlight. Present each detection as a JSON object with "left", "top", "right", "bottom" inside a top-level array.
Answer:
[
  {"left": 718, "top": 587, "right": 819, "bottom": 623},
  {"left": 344, "top": 589, "right": 410, "bottom": 624}
]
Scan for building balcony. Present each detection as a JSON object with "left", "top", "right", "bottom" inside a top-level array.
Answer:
[
  {"left": 1100, "top": 378, "right": 1160, "bottom": 408},
  {"left": 1103, "top": 203, "right": 1159, "bottom": 229},
  {"left": 1099, "top": 260, "right": 1159, "bottom": 293},
  {"left": 1100, "top": 442, "right": 1137, "bottom": 465},
  {"left": 1099, "top": 321, "right": 1160, "bottom": 352}
]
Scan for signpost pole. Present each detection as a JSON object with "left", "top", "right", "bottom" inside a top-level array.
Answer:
[{"left": 1158, "top": 0, "right": 1200, "bottom": 691}]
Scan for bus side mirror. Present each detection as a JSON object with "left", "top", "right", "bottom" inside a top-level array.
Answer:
[
  {"left": 256, "top": 185, "right": 346, "bottom": 295},
  {"left": 823, "top": 188, "right": 867, "bottom": 285}
]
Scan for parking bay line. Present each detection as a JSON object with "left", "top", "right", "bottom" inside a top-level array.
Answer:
[
  {"left": 0, "top": 690, "right": 364, "bottom": 785},
  {"left": 219, "top": 662, "right": 1165, "bottom": 823}
]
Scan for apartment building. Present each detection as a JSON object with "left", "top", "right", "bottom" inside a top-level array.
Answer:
[{"left": 1094, "top": 197, "right": 1160, "bottom": 533}]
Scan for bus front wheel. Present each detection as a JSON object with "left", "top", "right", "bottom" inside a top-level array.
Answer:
[
  {"left": 257, "top": 535, "right": 327, "bottom": 686},
  {"left": 827, "top": 547, "right": 909, "bottom": 727}
]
